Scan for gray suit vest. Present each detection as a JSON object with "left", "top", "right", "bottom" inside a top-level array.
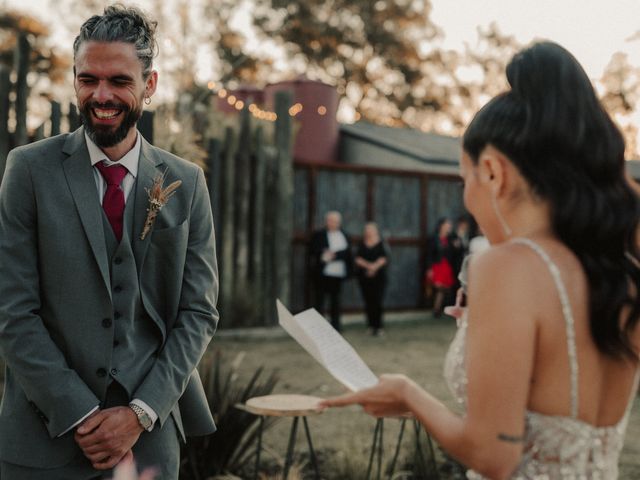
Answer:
[{"left": 101, "top": 187, "right": 161, "bottom": 396}]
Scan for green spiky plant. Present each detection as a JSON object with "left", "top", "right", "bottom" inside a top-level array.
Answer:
[{"left": 180, "top": 350, "right": 280, "bottom": 480}]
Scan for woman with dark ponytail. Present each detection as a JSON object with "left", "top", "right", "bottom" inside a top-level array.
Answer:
[{"left": 322, "top": 41, "right": 640, "bottom": 479}]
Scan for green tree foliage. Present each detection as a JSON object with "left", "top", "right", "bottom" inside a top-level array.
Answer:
[
  {"left": 252, "top": 0, "right": 448, "bottom": 126},
  {"left": 201, "top": 0, "right": 263, "bottom": 86},
  {"left": 248, "top": 1, "right": 523, "bottom": 134}
]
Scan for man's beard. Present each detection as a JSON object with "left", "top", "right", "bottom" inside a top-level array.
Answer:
[{"left": 79, "top": 101, "right": 142, "bottom": 148}]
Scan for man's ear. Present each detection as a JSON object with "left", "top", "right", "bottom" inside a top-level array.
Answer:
[
  {"left": 477, "top": 146, "right": 508, "bottom": 196},
  {"left": 145, "top": 70, "right": 158, "bottom": 98}
]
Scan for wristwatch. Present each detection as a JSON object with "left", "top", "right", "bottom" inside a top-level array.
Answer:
[{"left": 129, "top": 403, "right": 153, "bottom": 431}]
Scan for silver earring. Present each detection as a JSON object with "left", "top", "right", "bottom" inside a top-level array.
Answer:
[
  {"left": 144, "top": 97, "right": 151, "bottom": 105},
  {"left": 492, "top": 193, "right": 512, "bottom": 237}
]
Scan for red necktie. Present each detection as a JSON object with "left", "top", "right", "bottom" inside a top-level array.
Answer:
[{"left": 95, "top": 162, "right": 128, "bottom": 241}]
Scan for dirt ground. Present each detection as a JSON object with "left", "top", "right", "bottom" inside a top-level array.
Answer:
[{"left": 212, "top": 312, "right": 640, "bottom": 478}]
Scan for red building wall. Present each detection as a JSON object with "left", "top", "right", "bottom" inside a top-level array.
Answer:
[{"left": 265, "top": 77, "right": 339, "bottom": 163}]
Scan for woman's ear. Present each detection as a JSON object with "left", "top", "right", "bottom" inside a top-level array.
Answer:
[{"left": 478, "top": 146, "right": 508, "bottom": 196}]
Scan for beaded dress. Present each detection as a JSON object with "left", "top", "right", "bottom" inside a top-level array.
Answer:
[{"left": 443, "top": 238, "right": 639, "bottom": 479}]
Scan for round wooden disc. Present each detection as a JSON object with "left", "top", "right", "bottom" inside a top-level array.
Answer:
[{"left": 244, "top": 394, "right": 324, "bottom": 417}]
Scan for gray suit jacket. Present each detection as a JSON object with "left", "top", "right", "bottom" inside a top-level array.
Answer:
[{"left": 0, "top": 128, "right": 219, "bottom": 468}]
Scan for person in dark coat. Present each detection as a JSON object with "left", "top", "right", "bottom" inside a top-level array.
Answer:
[
  {"left": 449, "top": 216, "right": 471, "bottom": 278},
  {"left": 309, "top": 211, "right": 353, "bottom": 331},
  {"left": 354, "top": 222, "right": 389, "bottom": 336},
  {"left": 448, "top": 216, "right": 472, "bottom": 302}
]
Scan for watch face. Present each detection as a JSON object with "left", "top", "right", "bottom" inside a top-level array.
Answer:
[{"left": 139, "top": 412, "right": 152, "bottom": 429}]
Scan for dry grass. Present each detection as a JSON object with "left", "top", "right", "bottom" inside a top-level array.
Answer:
[{"left": 212, "top": 313, "right": 640, "bottom": 478}]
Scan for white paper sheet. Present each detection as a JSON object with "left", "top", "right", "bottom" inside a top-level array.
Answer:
[{"left": 277, "top": 299, "right": 378, "bottom": 391}]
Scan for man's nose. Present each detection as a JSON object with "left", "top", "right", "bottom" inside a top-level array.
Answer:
[{"left": 93, "top": 81, "right": 114, "bottom": 104}]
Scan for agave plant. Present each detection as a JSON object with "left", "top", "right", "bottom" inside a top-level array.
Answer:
[{"left": 180, "top": 349, "right": 280, "bottom": 480}]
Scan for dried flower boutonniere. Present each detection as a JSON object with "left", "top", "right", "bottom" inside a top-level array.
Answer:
[{"left": 140, "top": 172, "right": 182, "bottom": 240}]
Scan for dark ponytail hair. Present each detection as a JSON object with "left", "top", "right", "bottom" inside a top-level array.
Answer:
[{"left": 463, "top": 42, "right": 640, "bottom": 361}]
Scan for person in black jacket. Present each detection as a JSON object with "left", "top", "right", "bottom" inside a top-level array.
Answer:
[
  {"left": 355, "top": 222, "right": 389, "bottom": 336},
  {"left": 448, "top": 215, "right": 471, "bottom": 303},
  {"left": 309, "top": 211, "right": 353, "bottom": 331}
]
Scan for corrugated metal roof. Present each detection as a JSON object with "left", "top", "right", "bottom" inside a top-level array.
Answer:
[
  {"left": 340, "top": 122, "right": 640, "bottom": 181},
  {"left": 340, "top": 122, "right": 461, "bottom": 163}
]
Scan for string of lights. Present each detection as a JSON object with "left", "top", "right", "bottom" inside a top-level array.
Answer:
[{"left": 207, "top": 81, "right": 333, "bottom": 122}]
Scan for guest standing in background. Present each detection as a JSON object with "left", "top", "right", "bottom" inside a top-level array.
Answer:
[
  {"left": 355, "top": 222, "right": 389, "bottom": 336},
  {"left": 425, "top": 218, "right": 455, "bottom": 317},
  {"left": 450, "top": 216, "right": 471, "bottom": 273},
  {"left": 449, "top": 216, "right": 471, "bottom": 302},
  {"left": 309, "top": 211, "right": 353, "bottom": 332}
]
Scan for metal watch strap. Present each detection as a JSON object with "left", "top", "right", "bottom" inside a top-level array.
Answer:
[{"left": 129, "top": 403, "right": 153, "bottom": 431}]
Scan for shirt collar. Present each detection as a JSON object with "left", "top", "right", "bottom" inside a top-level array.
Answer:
[{"left": 85, "top": 131, "right": 141, "bottom": 178}]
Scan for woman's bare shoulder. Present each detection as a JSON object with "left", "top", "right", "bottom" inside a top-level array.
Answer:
[
  {"left": 466, "top": 240, "right": 563, "bottom": 324},
  {"left": 469, "top": 241, "right": 548, "bottom": 285}
]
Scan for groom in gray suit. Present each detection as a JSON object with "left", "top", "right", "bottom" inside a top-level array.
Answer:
[{"left": 0, "top": 5, "right": 218, "bottom": 479}]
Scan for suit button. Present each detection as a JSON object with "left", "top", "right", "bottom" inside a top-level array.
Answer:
[
  {"left": 114, "top": 257, "right": 123, "bottom": 265},
  {"left": 96, "top": 368, "right": 107, "bottom": 378},
  {"left": 110, "top": 368, "right": 118, "bottom": 376},
  {"left": 114, "top": 311, "right": 121, "bottom": 319},
  {"left": 114, "top": 286, "right": 122, "bottom": 293},
  {"left": 113, "top": 340, "right": 120, "bottom": 347},
  {"left": 102, "top": 318, "right": 112, "bottom": 328}
]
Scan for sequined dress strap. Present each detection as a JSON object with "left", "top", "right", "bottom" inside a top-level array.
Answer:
[{"left": 511, "top": 238, "right": 579, "bottom": 419}]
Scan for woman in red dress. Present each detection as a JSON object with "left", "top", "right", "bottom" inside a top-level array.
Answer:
[{"left": 426, "top": 218, "right": 456, "bottom": 317}]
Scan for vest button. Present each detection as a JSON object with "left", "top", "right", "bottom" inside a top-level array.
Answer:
[
  {"left": 110, "top": 368, "right": 118, "bottom": 376},
  {"left": 114, "top": 285, "right": 122, "bottom": 293},
  {"left": 114, "top": 311, "right": 121, "bottom": 319},
  {"left": 114, "top": 257, "right": 123, "bottom": 265},
  {"left": 102, "top": 318, "right": 112, "bottom": 328},
  {"left": 96, "top": 368, "right": 107, "bottom": 378}
]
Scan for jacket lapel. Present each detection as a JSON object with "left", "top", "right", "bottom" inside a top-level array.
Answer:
[
  {"left": 62, "top": 128, "right": 111, "bottom": 296},
  {"left": 133, "top": 138, "right": 164, "bottom": 272}
]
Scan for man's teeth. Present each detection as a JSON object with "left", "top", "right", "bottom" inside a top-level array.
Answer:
[{"left": 94, "top": 109, "right": 120, "bottom": 119}]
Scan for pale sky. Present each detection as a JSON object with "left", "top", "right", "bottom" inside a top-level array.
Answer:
[{"left": 429, "top": 0, "right": 640, "bottom": 81}]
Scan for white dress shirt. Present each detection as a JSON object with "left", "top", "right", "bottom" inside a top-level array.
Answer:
[
  {"left": 323, "top": 230, "right": 348, "bottom": 278},
  {"left": 86, "top": 132, "right": 139, "bottom": 201}
]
